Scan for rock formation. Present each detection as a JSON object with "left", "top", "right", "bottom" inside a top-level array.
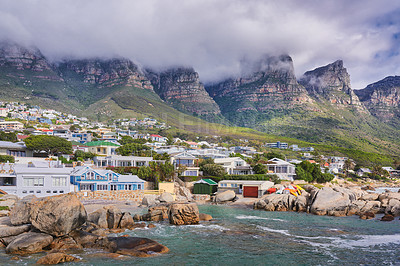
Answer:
[
  {"left": 149, "top": 67, "right": 221, "bottom": 116},
  {"left": 254, "top": 185, "right": 400, "bottom": 218},
  {"left": 1, "top": 193, "right": 169, "bottom": 259},
  {"left": 355, "top": 76, "right": 400, "bottom": 121},
  {"left": 299, "top": 60, "right": 364, "bottom": 108},
  {"left": 206, "top": 55, "right": 313, "bottom": 123},
  {"left": 58, "top": 58, "right": 154, "bottom": 90}
]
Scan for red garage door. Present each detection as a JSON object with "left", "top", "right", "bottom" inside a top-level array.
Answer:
[{"left": 243, "top": 186, "right": 258, "bottom": 198}]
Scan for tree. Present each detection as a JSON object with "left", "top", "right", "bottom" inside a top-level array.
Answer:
[
  {"left": 157, "top": 162, "right": 175, "bottom": 182},
  {"left": 119, "top": 136, "right": 135, "bottom": 145},
  {"left": 116, "top": 143, "right": 150, "bottom": 156},
  {"left": 265, "top": 152, "right": 285, "bottom": 160},
  {"left": 200, "top": 164, "right": 225, "bottom": 177},
  {"left": 153, "top": 152, "right": 170, "bottom": 161},
  {"left": 295, "top": 161, "right": 334, "bottom": 183},
  {"left": 198, "top": 158, "right": 214, "bottom": 167},
  {"left": 253, "top": 163, "right": 267, "bottom": 174},
  {"left": 0, "top": 132, "right": 17, "bottom": 142},
  {"left": 24, "top": 135, "right": 72, "bottom": 155},
  {"left": 0, "top": 155, "right": 15, "bottom": 163},
  {"left": 73, "top": 150, "right": 96, "bottom": 161}
]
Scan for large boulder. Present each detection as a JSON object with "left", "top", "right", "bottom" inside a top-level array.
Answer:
[
  {"left": 360, "top": 193, "right": 379, "bottom": 201},
  {"left": 119, "top": 212, "right": 135, "bottom": 229},
  {"left": 141, "top": 195, "right": 158, "bottom": 207},
  {"left": 169, "top": 203, "right": 199, "bottom": 225},
  {"left": 9, "top": 195, "right": 37, "bottom": 225},
  {"left": 109, "top": 236, "right": 169, "bottom": 257},
  {"left": 158, "top": 192, "right": 174, "bottom": 203},
  {"left": 37, "top": 252, "right": 80, "bottom": 265},
  {"left": 385, "top": 199, "right": 400, "bottom": 216},
  {"left": 49, "top": 236, "right": 82, "bottom": 251},
  {"left": 29, "top": 193, "right": 87, "bottom": 237},
  {"left": 214, "top": 190, "right": 236, "bottom": 203},
  {"left": 6, "top": 232, "right": 53, "bottom": 254},
  {"left": 199, "top": 213, "right": 213, "bottom": 221},
  {"left": 105, "top": 206, "right": 123, "bottom": 229},
  {"left": 87, "top": 208, "right": 108, "bottom": 229},
  {"left": 309, "top": 187, "right": 354, "bottom": 216},
  {"left": 142, "top": 206, "right": 169, "bottom": 222},
  {"left": 0, "top": 224, "right": 31, "bottom": 238},
  {"left": 254, "top": 194, "right": 297, "bottom": 212}
]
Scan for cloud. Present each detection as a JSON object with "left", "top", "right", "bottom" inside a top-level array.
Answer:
[{"left": 0, "top": 0, "right": 399, "bottom": 88}]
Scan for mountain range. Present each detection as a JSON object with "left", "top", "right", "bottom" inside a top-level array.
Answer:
[{"left": 0, "top": 41, "right": 399, "bottom": 155}]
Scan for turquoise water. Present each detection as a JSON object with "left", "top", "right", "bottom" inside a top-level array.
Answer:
[{"left": 2, "top": 205, "right": 400, "bottom": 265}]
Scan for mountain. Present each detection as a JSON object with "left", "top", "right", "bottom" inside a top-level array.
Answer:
[
  {"left": 355, "top": 76, "right": 400, "bottom": 124},
  {"left": 206, "top": 55, "right": 314, "bottom": 127},
  {"left": 206, "top": 57, "right": 400, "bottom": 154},
  {"left": 299, "top": 60, "right": 364, "bottom": 110},
  {"left": 146, "top": 67, "right": 222, "bottom": 120},
  {"left": 0, "top": 41, "right": 399, "bottom": 155}
]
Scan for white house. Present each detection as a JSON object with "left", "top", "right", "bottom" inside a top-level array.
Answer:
[
  {"left": 171, "top": 152, "right": 200, "bottom": 176},
  {"left": 0, "top": 161, "right": 73, "bottom": 198},
  {"left": 93, "top": 155, "right": 154, "bottom": 167},
  {"left": 214, "top": 157, "right": 253, "bottom": 175},
  {"left": 263, "top": 158, "right": 296, "bottom": 181}
]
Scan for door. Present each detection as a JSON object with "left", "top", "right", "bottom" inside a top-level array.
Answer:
[{"left": 243, "top": 186, "right": 258, "bottom": 198}]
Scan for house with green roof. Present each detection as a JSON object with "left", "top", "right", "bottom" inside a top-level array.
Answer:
[
  {"left": 86, "top": 141, "right": 120, "bottom": 156},
  {"left": 193, "top": 178, "right": 218, "bottom": 195}
]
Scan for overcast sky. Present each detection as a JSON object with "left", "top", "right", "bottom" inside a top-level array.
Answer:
[{"left": 0, "top": 0, "right": 399, "bottom": 88}]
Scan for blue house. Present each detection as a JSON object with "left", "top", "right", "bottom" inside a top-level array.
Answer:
[{"left": 70, "top": 166, "right": 145, "bottom": 192}]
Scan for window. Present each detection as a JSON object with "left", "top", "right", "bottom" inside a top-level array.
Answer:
[
  {"left": 110, "top": 185, "right": 117, "bottom": 191},
  {"left": 23, "top": 177, "right": 44, "bottom": 187},
  {"left": 138, "top": 184, "right": 141, "bottom": 189},
  {"left": 36, "top": 190, "right": 41, "bottom": 193},
  {"left": 53, "top": 190, "right": 57, "bottom": 193},
  {"left": 22, "top": 190, "right": 27, "bottom": 194},
  {"left": 46, "top": 190, "right": 51, "bottom": 193},
  {"left": 97, "top": 184, "right": 107, "bottom": 190},
  {"left": 52, "top": 177, "right": 67, "bottom": 187},
  {"left": 60, "top": 190, "right": 64, "bottom": 193},
  {"left": 29, "top": 190, "right": 34, "bottom": 193}
]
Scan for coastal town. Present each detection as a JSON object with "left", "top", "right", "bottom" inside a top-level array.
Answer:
[
  {"left": 1, "top": 101, "right": 400, "bottom": 263},
  {"left": 0, "top": 101, "right": 399, "bottom": 201}
]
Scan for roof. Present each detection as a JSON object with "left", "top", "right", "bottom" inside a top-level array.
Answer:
[
  {"left": 194, "top": 179, "right": 218, "bottom": 185},
  {"left": 85, "top": 141, "right": 120, "bottom": 147},
  {"left": 214, "top": 157, "right": 244, "bottom": 163},
  {"left": 116, "top": 174, "right": 145, "bottom": 183},
  {"left": 219, "top": 180, "right": 273, "bottom": 185},
  {"left": 0, "top": 141, "right": 27, "bottom": 150}
]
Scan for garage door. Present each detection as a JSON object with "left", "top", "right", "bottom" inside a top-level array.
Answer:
[{"left": 243, "top": 186, "right": 258, "bottom": 198}]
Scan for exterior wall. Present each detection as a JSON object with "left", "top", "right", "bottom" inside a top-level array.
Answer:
[
  {"left": 159, "top": 182, "right": 175, "bottom": 194},
  {"left": 76, "top": 190, "right": 144, "bottom": 201}
]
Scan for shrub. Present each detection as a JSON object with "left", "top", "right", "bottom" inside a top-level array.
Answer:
[{"left": 0, "top": 155, "right": 15, "bottom": 163}]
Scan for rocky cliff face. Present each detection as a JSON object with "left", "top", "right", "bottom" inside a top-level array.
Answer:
[
  {"left": 355, "top": 76, "right": 400, "bottom": 120},
  {"left": 206, "top": 55, "right": 313, "bottom": 117},
  {"left": 58, "top": 58, "right": 153, "bottom": 90},
  {"left": 0, "top": 42, "right": 53, "bottom": 72},
  {"left": 150, "top": 67, "right": 221, "bottom": 115},
  {"left": 299, "top": 60, "right": 363, "bottom": 107}
]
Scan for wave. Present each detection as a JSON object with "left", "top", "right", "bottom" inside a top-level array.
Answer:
[
  {"left": 236, "top": 215, "right": 285, "bottom": 222},
  {"left": 257, "top": 224, "right": 400, "bottom": 249},
  {"left": 256, "top": 225, "right": 291, "bottom": 236}
]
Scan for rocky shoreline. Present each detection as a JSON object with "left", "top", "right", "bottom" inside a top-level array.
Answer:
[
  {"left": 0, "top": 193, "right": 172, "bottom": 264},
  {"left": 253, "top": 184, "right": 400, "bottom": 221}
]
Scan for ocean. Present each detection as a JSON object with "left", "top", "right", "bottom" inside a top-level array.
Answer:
[{"left": 1, "top": 205, "right": 400, "bottom": 265}]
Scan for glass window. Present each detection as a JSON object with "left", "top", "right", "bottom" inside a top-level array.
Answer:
[
  {"left": 23, "top": 177, "right": 44, "bottom": 187},
  {"left": 52, "top": 177, "right": 67, "bottom": 187}
]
